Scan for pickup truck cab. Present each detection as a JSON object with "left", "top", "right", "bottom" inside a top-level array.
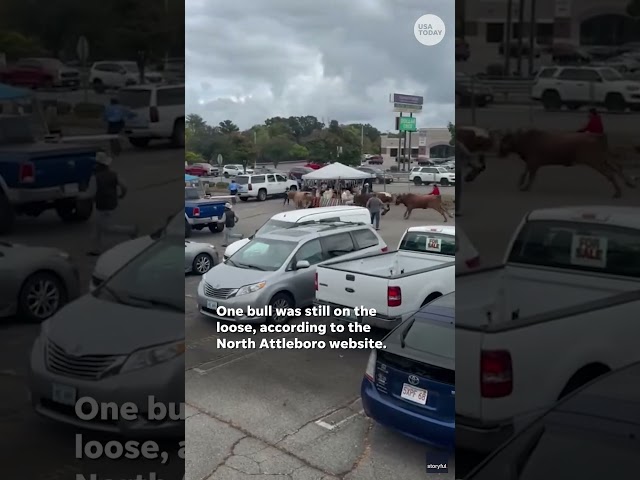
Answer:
[
  {"left": 315, "top": 226, "right": 455, "bottom": 329},
  {"left": 184, "top": 187, "right": 231, "bottom": 237},
  {"left": 0, "top": 115, "right": 96, "bottom": 233},
  {"left": 456, "top": 206, "right": 640, "bottom": 452},
  {"left": 236, "top": 173, "right": 298, "bottom": 202}
]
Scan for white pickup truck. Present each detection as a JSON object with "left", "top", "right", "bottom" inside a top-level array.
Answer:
[
  {"left": 456, "top": 206, "right": 640, "bottom": 452},
  {"left": 314, "top": 226, "right": 455, "bottom": 329}
]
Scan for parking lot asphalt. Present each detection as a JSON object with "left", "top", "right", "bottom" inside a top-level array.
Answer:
[{"left": 185, "top": 194, "right": 456, "bottom": 480}]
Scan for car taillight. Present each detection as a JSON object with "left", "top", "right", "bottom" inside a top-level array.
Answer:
[
  {"left": 19, "top": 162, "right": 35, "bottom": 183},
  {"left": 248, "top": 184, "right": 253, "bottom": 191},
  {"left": 387, "top": 286, "right": 401, "bottom": 307},
  {"left": 481, "top": 350, "right": 512, "bottom": 398},
  {"left": 193, "top": 207, "right": 200, "bottom": 217},
  {"left": 381, "top": 246, "right": 388, "bottom": 252},
  {"left": 364, "top": 349, "right": 377, "bottom": 381},
  {"left": 466, "top": 256, "right": 481, "bottom": 269},
  {"left": 314, "top": 272, "right": 318, "bottom": 291},
  {"left": 150, "top": 106, "right": 159, "bottom": 122}
]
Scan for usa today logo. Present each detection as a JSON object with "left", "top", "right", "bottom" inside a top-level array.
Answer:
[{"left": 414, "top": 14, "right": 446, "bottom": 46}]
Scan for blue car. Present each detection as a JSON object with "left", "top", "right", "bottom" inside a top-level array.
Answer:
[{"left": 361, "top": 292, "right": 455, "bottom": 449}]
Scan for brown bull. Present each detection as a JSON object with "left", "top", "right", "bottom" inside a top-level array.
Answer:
[
  {"left": 284, "top": 190, "right": 312, "bottom": 208},
  {"left": 395, "top": 193, "right": 453, "bottom": 221},
  {"left": 353, "top": 191, "right": 394, "bottom": 215},
  {"left": 498, "top": 129, "right": 635, "bottom": 198},
  {"left": 456, "top": 126, "right": 497, "bottom": 182}
]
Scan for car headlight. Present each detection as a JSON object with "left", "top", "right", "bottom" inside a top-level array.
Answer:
[
  {"left": 236, "top": 282, "right": 266, "bottom": 296},
  {"left": 120, "top": 341, "right": 185, "bottom": 373}
]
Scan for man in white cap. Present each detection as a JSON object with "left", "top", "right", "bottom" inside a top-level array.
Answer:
[
  {"left": 222, "top": 202, "right": 239, "bottom": 247},
  {"left": 88, "top": 151, "right": 134, "bottom": 255}
]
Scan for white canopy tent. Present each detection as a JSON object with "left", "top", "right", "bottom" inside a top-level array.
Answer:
[{"left": 301, "top": 162, "right": 374, "bottom": 180}]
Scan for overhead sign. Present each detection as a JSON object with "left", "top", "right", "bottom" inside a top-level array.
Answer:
[
  {"left": 390, "top": 93, "right": 423, "bottom": 105},
  {"left": 217, "top": 154, "right": 223, "bottom": 165},
  {"left": 76, "top": 36, "right": 89, "bottom": 62},
  {"left": 398, "top": 117, "right": 417, "bottom": 132},
  {"left": 393, "top": 103, "right": 423, "bottom": 113}
]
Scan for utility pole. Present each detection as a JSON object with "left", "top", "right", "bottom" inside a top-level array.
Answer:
[
  {"left": 516, "top": 0, "right": 525, "bottom": 76},
  {"left": 407, "top": 113, "right": 413, "bottom": 172},
  {"left": 528, "top": 0, "right": 537, "bottom": 76},
  {"left": 504, "top": 0, "right": 513, "bottom": 76},
  {"left": 397, "top": 113, "right": 403, "bottom": 171}
]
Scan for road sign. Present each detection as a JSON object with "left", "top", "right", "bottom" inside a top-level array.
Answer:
[
  {"left": 389, "top": 93, "right": 423, "bottom": 105},
  {"left": 393, "top": 103, "right": 422, "bottom": 113},
  {"left": 217, "top": 154, "right": 223, "bottom": 166},
  {"left": 398, "top": 117, "right": 417, "bottom": 132},
  {"left": 76, "top": 36, "right": 89, "bottom": 62}
]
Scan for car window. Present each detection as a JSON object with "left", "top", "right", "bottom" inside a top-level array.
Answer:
[
  {"left": 119, "top": 89, "right": 152, "bottom": 108},
  {"left": 234, "top": 176, "right": 248, "bottom": 184},
  {"left": 404, "top": 299, "right": 454, "bottom": 358},
  {"left": 557, "top": 68, "right": 582, "bottom": 80},
  {"left": 251, "top": 175, "right": 265, "bottom": 184},
  {"left": 352, "top": 228, "right": 379, "bottom": 249},
  {"left": 321, "top": 233, "right": 355, "bottom": 258},
  {"left": 426, "top": 168, "right": 438, "bottom": 173},
  {"left": 266, "top": 174, "right": 276, "bottom": 182},
  {"left": 293, "top": 239, "right": 325, "bottom": 265},
  {"left": 601, "top": 68, "right": 623, "bottom": 81},
  {"left": 537, "top": 67, "right": 557, "bottom": 78},
  {"left": 508, "top": 220, "right": 640, "bottom": 277},
  {"left": 400, "top": 231, "right": 456, "bottom": 256},
  {"left": 157, "top": 87, "right": 184, "bottom": 106},
  {"left": 231, "top": 239, "right": 297, "bottom": 271},
  {"left": 275, "top": 174, "right": 287, "bottom": 182}
]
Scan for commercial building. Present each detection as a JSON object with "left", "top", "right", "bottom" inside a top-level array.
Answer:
[{"left": 379, "top": 128, "right": 453, "bottom": 165}]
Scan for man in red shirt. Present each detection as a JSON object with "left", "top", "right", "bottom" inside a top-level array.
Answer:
[
  {"left": 429, "top": 184, "right": 440, "bottom": 196},
  {"left": 578, "top": 108, "right": 604, "bottom": 134}
]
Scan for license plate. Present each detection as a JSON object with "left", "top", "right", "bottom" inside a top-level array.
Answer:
[
  {"left": 52, "top": 383, "right": 77, "bottom": 406},
  {"left": 400, "top": 383, "right": 428, "bottom": 405},
  {"left": 63, "top": 183, "right": 78, "bottom": 194},
  {"left": 207, "top": 300, "right": 218, "bottom": 309}
]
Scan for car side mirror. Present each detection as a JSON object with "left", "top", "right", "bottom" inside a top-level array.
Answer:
[{"left": 295, "top": 260, "right": 310, "bottom": 270}]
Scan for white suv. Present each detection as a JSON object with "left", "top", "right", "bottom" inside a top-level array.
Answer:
[
  {"left": 236, "top": 173, "right": 298, "bottom": 201},
  {"left": 531, "top": 65, "right": 640, "bottom": 112},
  {"left": 89, "top": 61, "right": 163, "bottom": 92},
  {"left": 222, "top": 164, "right": 254, "bottom": 177},
  {"left": 410, "top": 166, "right": 456, "bottom": 186},
  {"left": 120, "top": 84, "right": 184, "bottom": 147}
]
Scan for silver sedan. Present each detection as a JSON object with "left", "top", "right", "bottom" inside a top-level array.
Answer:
[
  {"left": 185, "top": 241, "right": 218, "bottom": 274},
  {"left": 1, "top": 242, "right": 80, "bottom": 322}
]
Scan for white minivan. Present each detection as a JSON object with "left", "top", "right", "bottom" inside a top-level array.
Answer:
[{"left": 223, "top": 206, "right": 371, "bottom": 260}]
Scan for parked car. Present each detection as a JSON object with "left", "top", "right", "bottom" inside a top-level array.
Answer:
[
  {"left": 235, "top": 173, "right": 298, "bottom": 202},
  {"left": 0, "top": 57, "right": 80, "bottom": 89},
  {"left": 89, "top": 61, "right": 162, "bottom": 92},
  {"left": 185, "top": 164, "right": 208, "bottom": 176},
  {"left": 193, "top": 163, "right": 217, "bottom": 176},
  {"left": 464, "top": 361, "right": 640, "bottom": 479},
  {"left": 222, "top": 164, "right": 253, "bottom": 177},
  {"left": 185, "top": 241, "right": 218, "bottom": 275},
  {"left": 0, "top": 242, "right": 80, "bottom": 323},
  {"left": 121, "top": 83, "right": 185, "bottom": 147},
  {"left": 288, "top": 167, "right": 313, "bottom": 179},
  {"left": 456, "top": 73, "right": 494, "bottom": 107},
  {"left": 410, "top": 166, "right": 456, "bottom": 186},
  {"left": 223, "top": 206, "right": 371, "bottom": 260},
  {"left": 362, "top": 293, "right": 455, "bottom": 448},
  {"left": 304, "top": 162, "right": 323, "bottom": 170},
  {"left": 184, "top": 187, "right": 229, "bottom": 237},
  {"left": 367, "top": 155, "right": 384, "bottom": 165},
  {"left": 456, "top": 206, "right": 640, "bottom": 453},
  {"left": 315, "top": 226, "right": 455, "bottom": 330},
  {"left": 357, "top": 166, "right": 392, "bottom": 184},
  {"left": 198, "top": 222, "right": 388, "bottom": 324},
  {"left": 28, "top": 237, "right": 184, "bottom": 437}
]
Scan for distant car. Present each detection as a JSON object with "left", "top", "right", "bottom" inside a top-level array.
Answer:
[
  {"left": 304, "top": 162, "right": 323, "bottom": 170},
  {"left": 361, "top": 293, "right": 455, "bottom": 449},
  {"left": 193, "top": 163, "right": 217, "bottom": 176},
  {"left": 185, "top": 240, "right": 218, "bottom": 275},
  {"left": 235, "top": 173, "right": 298, "bottom": 202},
  {"left": 410, "top": 166, "right": 456, "bottom": 186},
  {"left": 185, "top": 165, "right": 208, "bottom": 177},
  {"left": 288, "top": 167, "right": 313, "bottom": 179},
  {"left": 456, "top": 73, "right": 494, "bottom": 107},
  {"left": 1, "top": 242, "right": 80, "bottom": 323},
  {"left": 367, "top": 156, "right": 384, "bottom": 165},
  {"left": 222, "top": 164, "right": 254, "bottom": 177},
  {"left": 357, "top": 166, "right": 392, "bottom": 184},
  {"left": 89, "top": 61, "right": 162, "bottom": 92},
  {"left": 0, "top": 57, "right": 80, "bottom": 89},
  {"left": 464, "top": 361, "right": 640, "bottom": 479}
]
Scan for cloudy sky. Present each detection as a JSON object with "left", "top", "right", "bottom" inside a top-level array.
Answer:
[{"left": 185, "top": 0, "right": 454, "bottom": 132}]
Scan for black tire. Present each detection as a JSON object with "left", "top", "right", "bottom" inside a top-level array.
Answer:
[
  {"left": 413, "top": 177, "right": 422, "bottom": 186},
  {"left": 257, "top": 189, "right": 267, "bottom": 201},
  {"left": 224, "top": 172, "right": 229, "bottom": 178},
  {"left": 289, "top": 185, "right": 297, "bottom": 191},
  {"left": 440, "top": 178, "right": 449, "bottom": 186},
  {"left": 268, "top": 292, "right": 294, "bottom": 324},
  {"left": 171, "top": 118, "right": 185, "bottom": 147},
  {"left": 92, "top": 79, "right": 105, "bottom": 93},
  {"left": 542, "top": 90, "right": 561, "bottom": 111},
  {"left": 129, "top": 137, "right": 150, "bottom": 148},
  {"left": 185, "top": 219, "right": 192, "bottom": 238},
  {"left": 192, "top": 253, "right": 214, "bottom": 275},
  {"left": 208, "top": 223, "right": 224, "bottom": 233},
  {"left": 605, "top": 93, "right": 626, "bottom": 112},
  {"left": 55, "top": 199, "right": 93, "bottom": 223},
  {"left": 239, "top": 197, "right": 248, "bottom": 202},
  {"left": 0, "top": 192, "right": 16, "bottom": 234},
  {"left": 18, "top": 272, "right": 67, "bottom": 323}
]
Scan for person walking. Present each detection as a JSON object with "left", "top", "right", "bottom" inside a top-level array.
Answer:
[
  {"left": 366, "top": 194, "right": 383, "bottom": 230},
  {"left": 88, "top": 152, "right": 136, "bottom": 256},
  {"left": 222, "top": 203, "right": 239, "bottom": 247},
  {"left": 103, "top": 98, "right": 132, "bottom": 157},
  {"left": 228, "top": 179, "right": 238, "bottom": 204}
]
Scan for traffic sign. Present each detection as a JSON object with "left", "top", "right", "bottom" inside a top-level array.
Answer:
[
  {"left": 217, "top": 154, "right": 223, "bottom": 166},
  {"left": 393, "top": 103, "right": 422, "bottom": 113},
  {"left": 389, "top": 93, "right": 423, "bottom": 105},
  {"left": 398, "top": 117, "right": 417, "bottom": 132},
  {"left": 76, "top": 36, "right": 89, "bottom": 62}
]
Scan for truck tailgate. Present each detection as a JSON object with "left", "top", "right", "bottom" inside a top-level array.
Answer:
[
  {"left": 185, "top": 200, "right": 224, "bottom": 219},
  {"left": 454, "top": 328, "right": 484, "bottom": 420}
]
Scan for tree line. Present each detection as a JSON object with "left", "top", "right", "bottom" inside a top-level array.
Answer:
[{"left": 186, "top": 114, "right": 383, "bottom": 168}]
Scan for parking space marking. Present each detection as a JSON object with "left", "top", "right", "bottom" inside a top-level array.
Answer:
[{"left": 315, "top": 409, "right": 365, "bottom": 431}]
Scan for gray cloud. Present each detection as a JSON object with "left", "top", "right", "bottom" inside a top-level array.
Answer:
[{"left": 186, "top": 0, "right": 454, "bottom": 131}]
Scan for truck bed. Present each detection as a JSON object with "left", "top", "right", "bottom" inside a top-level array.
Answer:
[{"left": 324, "top": 250, "right": 452, "bottom": 278}]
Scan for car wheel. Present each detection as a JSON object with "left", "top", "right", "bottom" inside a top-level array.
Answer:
[
  {"left": 171, "top": 118, "right": 185, "bottom": 147},
  {"left": 18, "top": 272, "right": 67, "bottom": 323},
  {"left": 55, "top": 199, "right": 93, "bottom": 222},
  {"left": 605, "top": 93, "right": 626, "bottom": 113},
  {"left": 239, "top": 197, "right": 248, "bottom": 202},
  {"left": 224, "top": 172, "right": 229, "bottom": 178},
  {"left": 92, "top": 79, "right": 105, "bottom": 93},
  {"left": 542, "top": 90, "right": 561, "bottom": 111},
  {"left": 289, "top": 185, "right": 297, "bottom": 191},
  {"left": 0, "top": 192, "right": 16, "bottom": 234},
  {"left": 129, "top": 137, "right": 150, "bottom": 148},
  {"left": 192, "top": 253, "right": 214, "bottom": 275},
  {"left": 208, "top": 223, "right": 224, "bottom": 233},
  {"left": 258, "top": 189, "right": 267, "bottom": 201},
  {"left": 413, "top": 177, "right": 422, "bottom": 186},
  {"left": 440, "top": 178, "right": 449, "bottom": 186},
  {"left": 268, "top": 293, "right": 294, "bottom": 324},
  {"left": 185, "top": 219, "right": 192, "bottom": 238}
]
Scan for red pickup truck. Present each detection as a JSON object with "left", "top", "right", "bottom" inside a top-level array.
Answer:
[
  {"left": 185, "top": 165, "right": 208, "bottom": 176},
  {"left": 0, "top": 58, "right": 81, "bottom": 89}
]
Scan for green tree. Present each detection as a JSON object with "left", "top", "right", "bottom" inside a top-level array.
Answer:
[
  {"left": 448, "top": 122, "right": 455, "bottom": 146},
  {"left": 0, "top": 31, "right": 45, "bottom": 59},
  {"left": 261, "top": 135, "right": 294, "bottom": 167},
  {"left": 229, "top": 133, "right": 256, "bottom": 170},
  {"left": 185, "top": 151, "right": 202, "bottom": 164},
  {"left": 289, "top": 144, "right": 309, "bottom": 160},
  {"left": 218, "top": 120, "right": 239, "bottom": 134}
]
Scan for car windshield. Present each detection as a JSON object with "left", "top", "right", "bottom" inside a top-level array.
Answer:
[
  {"left": 404, "top": 294, "right": 454, "bottom": 358},
  {"left": 230, "top": 239, "right": 297, "bottom": 271},
  {"left": 600, "top": 68, "right": 623, "bottom": 81},
  {"left": 256, "top": 219, "right": 296, "bottom": 236},
  {"left": 184, "top": 188, "right": 201, "bottom": 200},
  {"left": 92, "top": 238, "right": 183, "bottom": 312},
  {"left": 437, "top": 167, "right": 448, "bottom": 173},
  {"left": 123, "top": 62, "right": 139, "bottom": 73},
  {"left": 399, "top": 231, "right": 455, "bottom": 256}
]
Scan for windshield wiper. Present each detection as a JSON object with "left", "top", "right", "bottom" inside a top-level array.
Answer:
[
  {"left": 127, "top": 295, "right": 182, "bottom": 312},
  {"left": 99, "top": 285, "right": 127, "bottom": 304},
  {"left": 400, "top": 318, "right": 416, "bottom": 348},
  {"left": 244, "top": 264, "right": 267, "bottom": 271}
]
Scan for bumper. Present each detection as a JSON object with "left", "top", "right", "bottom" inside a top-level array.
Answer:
[
  {"left": 28, "top": 335, "right": 183, "bottom": 438},
  {"left": 313, "top": 300, "right": 403, "bottom": 330},
  {"left": 455, "top": 415, "right": 514, "bottom": 453},
  {"left": 6, "top": 182, "right": 95, "bottom": 205},
  {"left": 196, "top": 280, "right": 269, "bottom": 323},
  {"left": 361, "top": 378, "right": 454, "bottom": 449},
  {"left": 187, "top": 216, "right": 223, "bottom": 226}
]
